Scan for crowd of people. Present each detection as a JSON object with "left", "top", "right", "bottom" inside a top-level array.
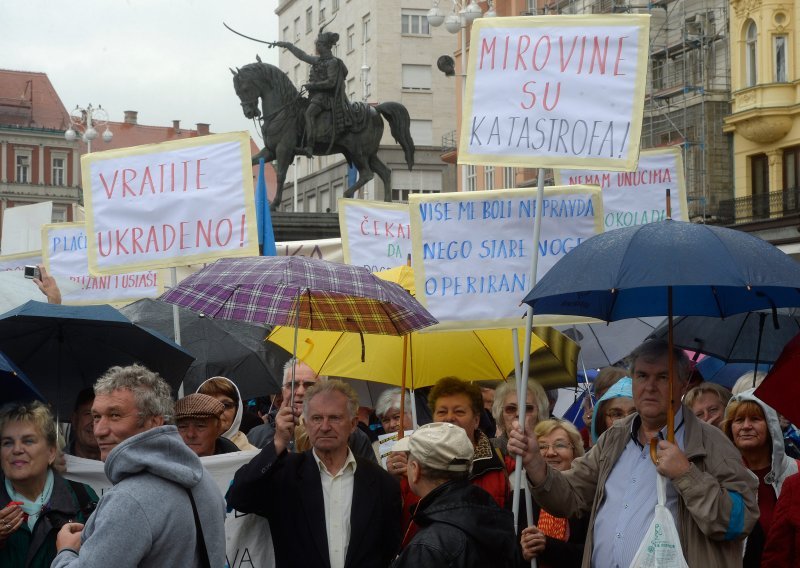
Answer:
[{"left": 2, "top": 337, "right": 800, "bottom": 567}]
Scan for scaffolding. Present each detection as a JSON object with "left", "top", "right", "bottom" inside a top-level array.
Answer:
[{"left": 544, "top": 0, "right": 733, "bottom": 221}]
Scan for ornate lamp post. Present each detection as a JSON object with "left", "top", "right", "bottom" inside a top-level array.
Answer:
[
  {"left": 64, "top": 103, "right": 113, "bottom": 153},
  {"left": 427, "top": 1, "right": 494, "bottom": 191}
]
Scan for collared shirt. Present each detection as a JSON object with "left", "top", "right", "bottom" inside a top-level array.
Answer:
[
  {"left": 313, "top": 448, "right": 358, "bottom": 568},
  {"left": 592, "top": 407, "right": 686, "bottom": 568}
]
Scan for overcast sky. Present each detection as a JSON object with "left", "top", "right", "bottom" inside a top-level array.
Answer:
[{"left": 2, "top": 0, "right": 280, "bottom": 140}]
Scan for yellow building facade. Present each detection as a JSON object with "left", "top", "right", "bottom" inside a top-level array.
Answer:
[{"left": 723, "top": 0, "right": 800, "bottom": 223}]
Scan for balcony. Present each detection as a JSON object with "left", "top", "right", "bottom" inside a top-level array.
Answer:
[
  {"left": 718, "top": 187, "right": 800, "bottom": 225},
  {"left": 441, "top": 130, "right": 457, "bottom": 153}
]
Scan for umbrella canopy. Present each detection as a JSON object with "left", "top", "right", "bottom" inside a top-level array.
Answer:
[
  {"left": 524, "top": 219, "right": 800, "bottom": 320},
  {"left": 558, "top": 317, "right": 665, "bottom": 368},
  {"left": 0, "top": 350, "right": 44, "bottom": 405},
  {"left": 696, "top": 356, "right": 771, "bottom": 390},
  {"left": 160, "top": 256, "right": 436, "bottom": 335},
  {"left": 755, "top": 332, "right": 800, "bottom": 428},
  {"left": 268, "top": 265, "right": 579, "bottom": 390},
  {"left": 120, "top": 298, "right": 289, "bottom": 400},
  {"left": 0, "top": 301, "right": 195, "bottom": 415},
  {"left": 649, "top": 309, "right": 800, "bottom": 364},
  {"left": 268, "top": 325, "right": 579, "bottom": 390}
]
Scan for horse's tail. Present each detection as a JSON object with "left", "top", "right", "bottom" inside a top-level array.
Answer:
[{"left": 376, "top": 102, "right": 415, "bottom": 170}]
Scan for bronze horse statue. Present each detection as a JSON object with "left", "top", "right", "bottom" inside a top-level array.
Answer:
[{"left": 231, "top": 58, "right": 415, "bottom": 210}]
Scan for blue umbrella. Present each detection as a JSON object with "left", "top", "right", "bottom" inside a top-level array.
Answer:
[
  {"left": 524, "top": 220, "right": 800, "bottom": 320},
  {"left": 523, "top": 218, "right": 800, "bottom": 440},
  {"left": 695, "top": 356, "right": 771, "bottom": 390},
  {"left": 0, "top": 301, "right": 194, "bottom": 415},
  {"left": 0, "top": 350, "right": 44, "bottom": 405}
]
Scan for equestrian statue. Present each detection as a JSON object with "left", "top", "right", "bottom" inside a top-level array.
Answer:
[{"left": 228, "top": 23, "right": 415, "bottom": 210}]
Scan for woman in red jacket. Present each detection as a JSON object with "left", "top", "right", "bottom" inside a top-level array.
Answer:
[{"left": 761, "top": 472, "right": 800, "bottom": 567}]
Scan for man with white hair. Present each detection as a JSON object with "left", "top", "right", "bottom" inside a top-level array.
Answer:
[
  {"left": 390, "top": 422, "right": 520, "bottom": 567},
  {"left": 248, "top": 358, "right": 377, "bottom": 462}
]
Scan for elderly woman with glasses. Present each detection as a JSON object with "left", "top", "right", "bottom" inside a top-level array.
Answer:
[
  {"left": 0, "top": 401, "right": 98, "bottom": 568},
  {"left": 491, "top": 378, "right": 550, "bottom": 471},
  {"left": 519, "top": 419, "right": 588, "bottom": 568}
]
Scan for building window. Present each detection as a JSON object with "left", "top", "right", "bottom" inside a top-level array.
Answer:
[
  {"left": 362, "top": 15, "right": 371, "bottom": 43},
  {"left": 283, "top": 26, "right": 289, "bottom": 42},
  {"left": 294, "top": 64, "right": 301, "bottom": 85},
  {"left": 745, "top": 20, "right": 757, "bottom": 87},
  {"left": 401, "top": 64, "right": 432, "bottom": 91},
  {"left": 347, "top": 25, "right": 355, "bottom": 53},
  {"left": 306, "top": 7, "right": 313, "bottom": 33},
  {"left": 333, "top": 183, "right": 344, "bottom": 211},
  {"left": 783, "top": 146, "right": 800, "bottom": 213},
  {"left": 409, "top": 120, "right": 433, "bottom": 146},
  {"left": 294, "top": 17, "right": 300, "bottom": 41},
  {"left": 319, "top": 188, "right": 330, "bottom": 212},
  {"left": 484, "top": 166, "right": 495, "bottom": 190},
  {"left": 318, "top": 0, "right": 326, "bottom": 24},
  {"left": 52, "top": 156, "right": 66, "bottom": 186},
  {"left": 751, "top": 154, "right": 769, "bottom": 219},
  {"left": 503, "top": 167, "right": 516, "bottom": 188},
  {"left": 332, "top": 0, "right": 339, "bottom": 13},
  {"left": 402, "top": 10, "right": 431, "bottom": 36},
  {"left": 51, "top": 204, "right": 67, "bottom": 223},
  {"left": 465, "top": 165, "right": 476, "bottom": 191},
  {"left": 774, "top": 36, "right": 787, "bottom": 83},
  {"left": 347, "top": 77, "right": 356, "bottom": 101},
  {"left": 15, "top": 152, "right": 31, "bottom": 183}
]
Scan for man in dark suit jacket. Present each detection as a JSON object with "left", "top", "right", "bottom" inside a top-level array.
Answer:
[{"left": 227, "top": 379, "right": 401, "bottom": 568}]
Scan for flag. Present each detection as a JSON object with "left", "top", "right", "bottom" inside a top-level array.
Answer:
[{"left": 255, "top": 158, "right": 277, "bottom": 256}]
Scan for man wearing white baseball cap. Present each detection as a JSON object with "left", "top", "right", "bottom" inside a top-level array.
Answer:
[{"left": 390, "top": 422, "right": 520, "bottom": 567}]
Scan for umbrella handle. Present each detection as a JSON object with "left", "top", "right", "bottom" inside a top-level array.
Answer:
[{"left": 649, "top": 437, "right": 658, "bottom": 465}]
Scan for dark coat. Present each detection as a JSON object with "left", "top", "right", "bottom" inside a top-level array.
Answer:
[
  {"left": 392, "top": 479, "right": 521, "bottom": 568},
  {"left": 226, "top": 442, "right": 401, "bottom": 568},
  {"left": 0, "top": 474, "right": 97, "bottom": 568}
]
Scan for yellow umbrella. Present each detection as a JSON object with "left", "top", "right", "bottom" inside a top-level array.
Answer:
[{"left": 267, "top": 266, "right": 579, "bottom": 390}]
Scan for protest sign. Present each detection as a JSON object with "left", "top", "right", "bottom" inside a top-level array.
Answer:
[
  {"left": 409, "top": 187, "right": 603, "bottom": 331},
  {"left": 378, "top": 430, "right": 415, "bottom": 469},
  {"left": 65, "top": 451, "right": 274, "bottom": 568},
  {"left": 0, "top": 250, "right": 41, "bottom": 272},
  {"left": 277, "top": 237, "right": 343, "bottom": 263},
  {"left": 43, "top": 223, "right": 161, "bottom": 305},
  {"left": 339, "top": 200, "right": 410, "bottom": 271},
  {"left": 460, "top": 15, "right": 650, "bottom": 171},
  {"left": 555, "top": 146, "right": 688, "bottom": 231},
  {"left": 1, "top": 202, "right": 53, "bottom": 255},
  {"left": 82, "top": 132, "right": 259, "bottom": 275}
]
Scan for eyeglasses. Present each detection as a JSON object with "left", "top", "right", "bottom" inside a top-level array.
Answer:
[
  {"left": 282, "top": 381, "right": 317, "bottom": 391},
  {"left": 538, "top": 442, "right": 573, "bottom": 453},
  {"left": 504, "top": 404, "right": 535, "bottom": 415}
]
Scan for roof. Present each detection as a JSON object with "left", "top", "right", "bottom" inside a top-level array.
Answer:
[
  {"left": 81, "top": 118, "right": 208, "bottom": 152},
  {"left": 0, "top": 69, "right": 69, "bottom": 130}
]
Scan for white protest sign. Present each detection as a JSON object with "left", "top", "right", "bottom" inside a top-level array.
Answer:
[
  {"left": 82, "top": 132, "right": 259, "bottom": 275},
  {"left": 276, "top": 237, "right": 343, "bottom": 263},
  {"left": 43, "top": 223, "right": 161, "bottom": 305},
  {"left": 1, "top": 202, "right": 53, "bottom": 255},
  {"left": 65, "top": 450, "right": 274, "bottom": 568},
  {"left": 555, "top": 146, "right": 688, "bottom": 231},
  {"left": 339, "top": 200, "right": 410, "bottom": 271},
  {"left": 0, "top": 250, "right": 41, "bottom": 272},
  {"left": 409, "top": 187, "right": 603, "bottom": 331},
  {"left": 461, "top": 15, "right": 650, "bottom": 171},
  {"left": 378, "top": 430, "right": 415, "bottom": 469}
]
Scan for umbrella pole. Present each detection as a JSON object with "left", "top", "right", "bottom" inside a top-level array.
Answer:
[
  {"left": 170, "top": 267, "right": 184, "bottom": 398},
  {"left": 667, "top": 286, "right": 675, "bottom": 443},
  {"left": 398, "top": 334, "right": 409, "bottom": 440}
]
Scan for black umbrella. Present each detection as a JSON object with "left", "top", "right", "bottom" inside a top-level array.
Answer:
[
  {"left": 0, "top": 301, "right": 194, "bottom": 415},
  {"left": 649, "top": 309, "right": 800, "bottom": 364},
  {"left": 120, "top": 298, "right": 287, "bottom": 400}
]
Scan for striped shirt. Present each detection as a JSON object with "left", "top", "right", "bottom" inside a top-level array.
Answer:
[{"left": 592, "top": 407, "right": 685, "bottom": 568}]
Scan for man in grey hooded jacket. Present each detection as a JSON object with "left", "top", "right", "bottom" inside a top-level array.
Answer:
[{"left": 51, "top": 364, "right": 227, "bottom": 568}]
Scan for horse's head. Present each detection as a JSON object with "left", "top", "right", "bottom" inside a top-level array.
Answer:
[{"left": 231, "top": 65, "right": 262, "bottom": 119}]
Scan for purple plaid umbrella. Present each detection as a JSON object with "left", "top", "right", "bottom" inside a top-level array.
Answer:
[{"left": 159, "top": 256, "right": 437, "bottom": 336}]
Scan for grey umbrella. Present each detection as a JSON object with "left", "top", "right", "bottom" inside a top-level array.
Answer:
[
  {"left": 649, "top": 308, "right": 800, "bottom": 365},
  {"left": 120, "top": 298, "right": 289, "bottom": 400}
]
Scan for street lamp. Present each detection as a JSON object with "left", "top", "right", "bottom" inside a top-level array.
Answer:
[
  {"left": 428, "top": 1, "right": 494, "bottom": 191},
  {"left": 64, "top": 104, "right": 113, "bottom": 153}
]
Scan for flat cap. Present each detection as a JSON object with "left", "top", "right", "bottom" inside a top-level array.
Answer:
[
  {"left": 175, "top": 393, "right": 225, "bottom": 420},
  {"left": 393, "top": 422, "right": 474, "bottom": 472}
]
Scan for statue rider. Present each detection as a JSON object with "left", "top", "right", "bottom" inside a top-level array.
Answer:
[{"left": 274, "top": 31, "right": 352, "bottom": 158}]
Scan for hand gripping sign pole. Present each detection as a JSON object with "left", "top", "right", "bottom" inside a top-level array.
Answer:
[{"left": 512, "top": 168, "right": 547, "bottom": 568}]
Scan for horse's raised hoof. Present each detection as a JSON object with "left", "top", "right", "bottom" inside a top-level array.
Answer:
[{"left": 294, "top": 146, "right": 314, "bottom": 159}]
